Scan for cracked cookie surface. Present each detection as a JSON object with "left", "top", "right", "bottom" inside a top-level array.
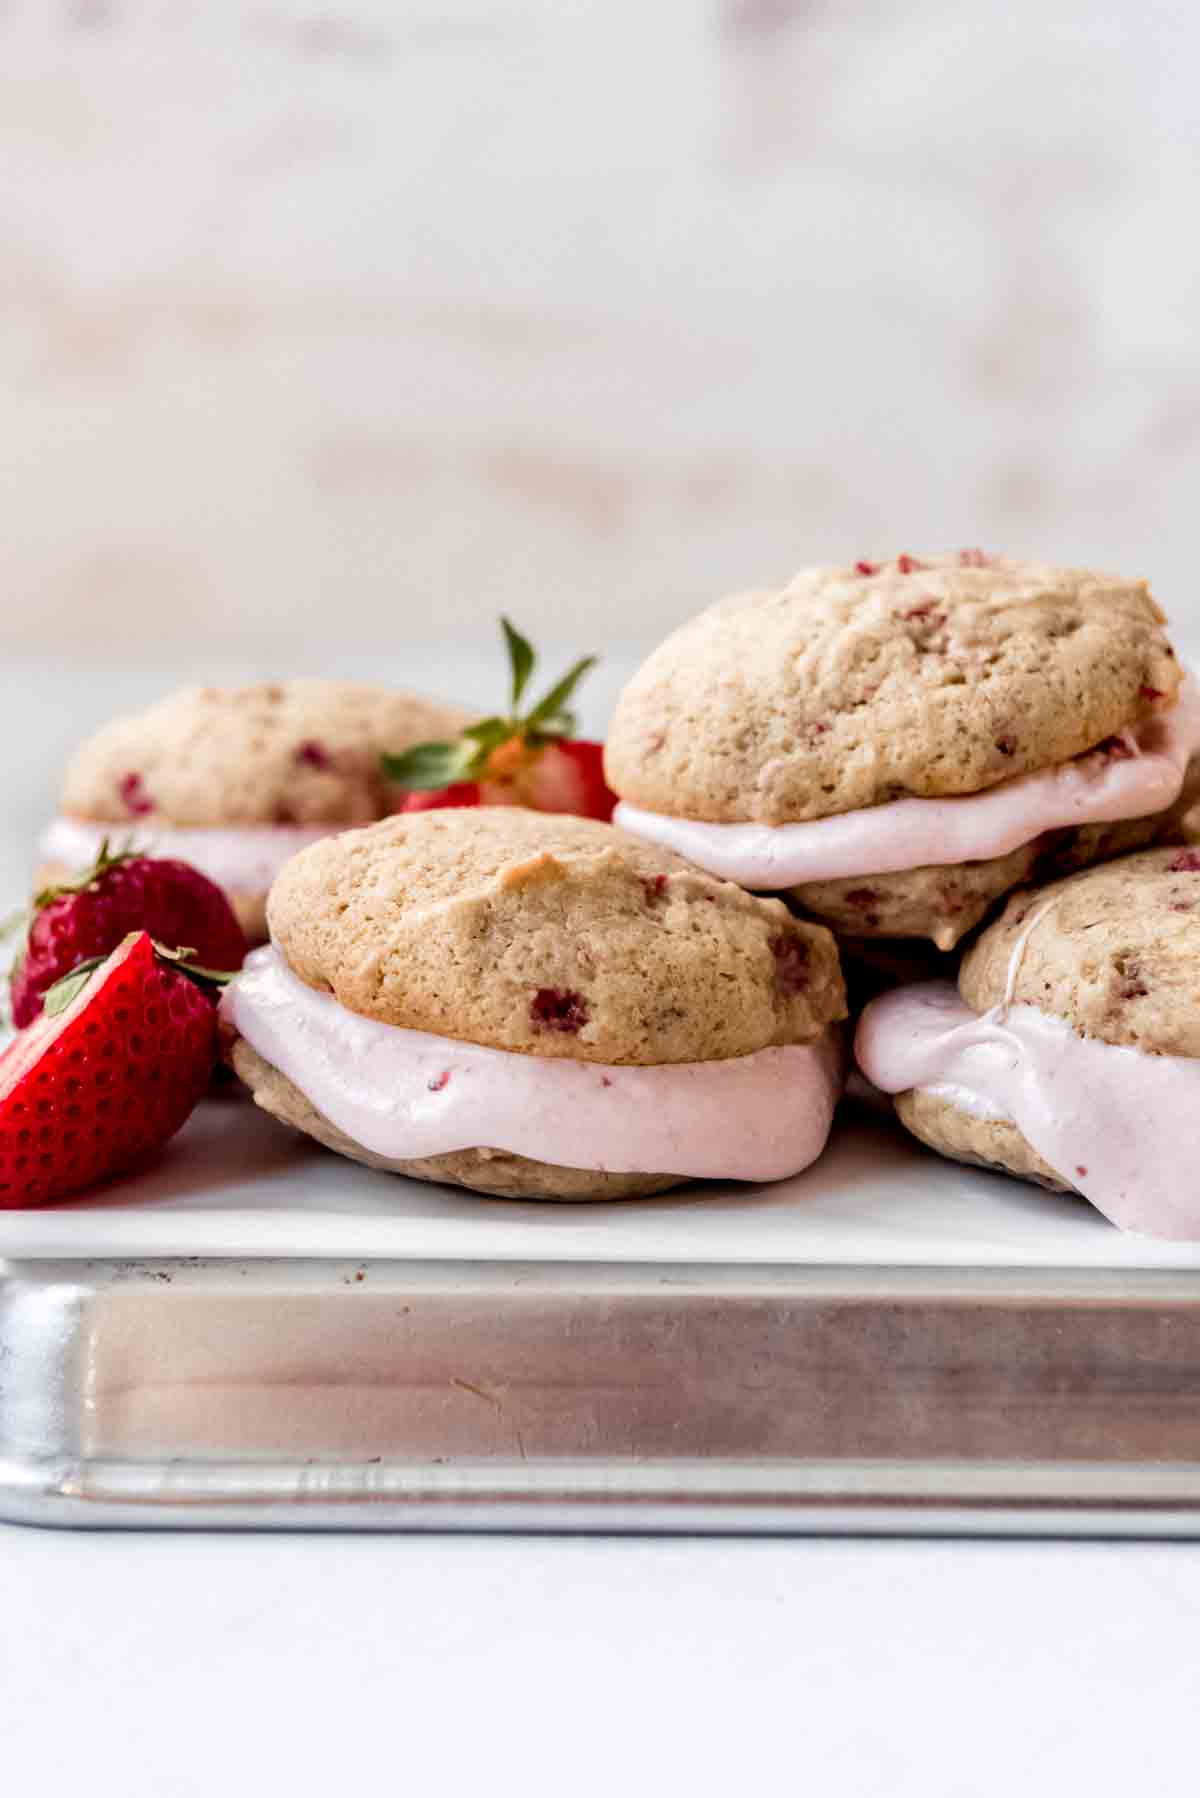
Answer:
[
  {"left": 62, "top": 680, "right": 471, "bottom": 827},
  {"left": 267, "top": 808, "right": 846, "bottom": 1064},
  {"left": 605, "top": 555, "right": 1179, "bottom": 824}
]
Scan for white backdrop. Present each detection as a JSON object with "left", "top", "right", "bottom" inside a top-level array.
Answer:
[{"left": 1, "top": 0, "right": 1198, "bottom": 674}]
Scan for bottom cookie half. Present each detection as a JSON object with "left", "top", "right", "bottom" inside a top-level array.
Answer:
[
  {"left": 791, "top": 812, "right": 1168, "bottom": 951},
  {"left": 896, "top": 1087, "right": 1074, "bottom": 1195}
]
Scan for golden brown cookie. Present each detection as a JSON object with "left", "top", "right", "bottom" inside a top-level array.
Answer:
[
  {"left": 862, "top": 848, "right": 1200, "bottom": 1208},
  {"left": 227, "top": 809, "right": 848, "bottom": 1199},
  {"left": 607, "top": 556, "right": 1177, "bottom": 821},
  {"left": 61, "top": 680, "right": 470, "bottom": 828},
  {"left": 607, "top": 553, "right": 1187, "bottom": 947},
  {"left": 41, "top": 680, "right": 472, "bottom": 944},
  {"left": 960, "top": 846, "right": 1200, "bottom": 1058},
  {"left": 267, "top": 809, "right": 844, "bottom": 1064}
]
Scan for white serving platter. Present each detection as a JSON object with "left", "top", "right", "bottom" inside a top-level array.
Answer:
[{"left": 1, "top": 1089, "right": 1198, "bottom": 1270}]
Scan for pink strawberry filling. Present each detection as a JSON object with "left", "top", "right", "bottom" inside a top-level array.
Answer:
[
  {"left": 615, "top": 679, "right": 1200, "bottom": 889},
  {"left": 222, "top": 945, "right": 843, "bottom": 1184},
  {"left": 856, "top": 982, "right": 1200, "bottom": 1240}
]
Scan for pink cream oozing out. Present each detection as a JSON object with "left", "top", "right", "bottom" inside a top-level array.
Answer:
[
  {"left": 221, "top": 946, "right": 844, "bottom": 1183},
  {"left": 855, "top": 981, "right": 1200, "bottom": 1240},
  {"left": 614, "top": 678, "right": 1200, "bottom": 890}
]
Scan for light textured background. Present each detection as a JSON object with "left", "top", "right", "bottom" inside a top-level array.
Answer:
[
  {"left": 2, "top": 0, "right": 1198, "bottom": 682},
  {"left": 4, "top": 16, "right": 1200, "bottom": 1764}
]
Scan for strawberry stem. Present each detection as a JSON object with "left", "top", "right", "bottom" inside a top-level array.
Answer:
[
  {"left": 32, "top": 836, "right": 139, "bottom": 913},
  {"left": 151, "top": 941, "right": 237, "bottom": 992},
  {"left": 501, "top": 617, "right": 536, "bottom": 712},
  {"left": 382, "top": 619, "right": 599, "bottom": 791}
]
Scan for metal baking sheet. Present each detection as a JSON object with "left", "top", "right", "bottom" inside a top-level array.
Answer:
[
  {"left": 6, "top": 1254, "right": 1200, "bottom": 1534},
  {"left": 4, "top": 1099, "right": 1200, "bottom": 1535}
]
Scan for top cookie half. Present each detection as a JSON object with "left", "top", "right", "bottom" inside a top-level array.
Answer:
[
  {"left": 605, "top": 555, "right": 1180, "bottom": 824},
  {"left": 960, "top": 846, "right": 1200, "bottom": 1059},
  {"left": 267, "top": 809, "right": 846, "bottom": 1065},
  {"left": 61, "top": 680, "right": 472, "bottom": 828}
]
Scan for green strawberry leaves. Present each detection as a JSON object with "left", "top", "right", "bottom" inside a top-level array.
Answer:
[
  {"left": 33, "top": 837, "right": 139, "bottom": 913},
  {"left": 151, "top": 941, "right": 238, "bottom": 994},
  {"left": 382, "top": 738, "right": 480, "bottom": 792},
  {"left": 382, "top": 618, "right": 598, "bottom": 791},
  {"left": 501, "top": 617, "right": 536, "bottom": 712},
  {"left": 521, "top": 653, "right": 595, "bottom": 741},
  {"left": 43, "top": 956, "right": 108, "bottom": 1017}
]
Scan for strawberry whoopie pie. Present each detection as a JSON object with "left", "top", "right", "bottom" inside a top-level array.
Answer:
[
  {"left": 222, "top": 809, "right": 847, "bottom": 1200},
  {"left": 605, "top": 554, "right": 1199, "bottom": 950},
  {"left": 856, "top": 848, "right": 1200, "bottom": 1239},
  {"left": 39, "top": 681, "right": 471, "bottom": 944}
]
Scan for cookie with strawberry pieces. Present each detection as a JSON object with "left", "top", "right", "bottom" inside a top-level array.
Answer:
[
  {"left": 856, "top": 848, "right": 1200, "bottom": 1239},
  {"left": 606, "top": 554, "right": 1198, "bottom": 949},
  {"left": 223, "top": 809, "right": 846, "bottom": 1200},
  {"left": 39, "top": 681, "right": 472, "bottom": 942}
]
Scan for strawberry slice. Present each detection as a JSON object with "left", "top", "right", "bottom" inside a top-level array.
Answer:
[
  {"left": 0, "top": 932, "right": 219, "bottom": 1208},
  {"left": 384, "top": 619, "right": 617, "bottom": 822}
]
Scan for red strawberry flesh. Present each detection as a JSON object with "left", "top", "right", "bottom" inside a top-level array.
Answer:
[
  {"left": 0, "top": 932, "right": 216, "bottom": 1208},
  {"left": 397, "top": 782, "right": 483, "bottom": 813},
  {"left": 400, "top": 741, "right": 617, "bottom": 822}
]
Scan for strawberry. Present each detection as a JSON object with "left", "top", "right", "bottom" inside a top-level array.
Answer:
[
  {"left": 9, "top": 840, "right": 246, "bottom": 1029},
  {"left": 397, "top": 781, "right": 483, "bottom": 812},
  {"left": 0, "top": 932, "right": 222, "bottom": 1208},
  {"left": 384, "top": 619, "right": 617, "bottom": 822}
]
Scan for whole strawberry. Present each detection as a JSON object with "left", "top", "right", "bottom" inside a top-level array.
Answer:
[
  {"left": 383, "top": 620, "right": 617, "bottom": 822},
  {"left": 0, "top": 931, "right": 219, "bottom": 1207},
  {"left": 10, "top": 841, "right": 246, "bottom": 1028}
]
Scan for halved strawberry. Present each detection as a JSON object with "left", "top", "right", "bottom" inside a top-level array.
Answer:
[
  {"left": 384, "top": 620, "right": 617, "bottom": 822},
  {"left": 0, "top": 932, "right": 220, "bottom": 1208},
  {"left": 10, "top": 840, "right": 246, "bottom": 1028}
]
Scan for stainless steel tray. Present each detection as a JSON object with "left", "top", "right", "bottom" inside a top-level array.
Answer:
[{"left": 6, "top": 1252, "right": 1200, "bottom": 1534}]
